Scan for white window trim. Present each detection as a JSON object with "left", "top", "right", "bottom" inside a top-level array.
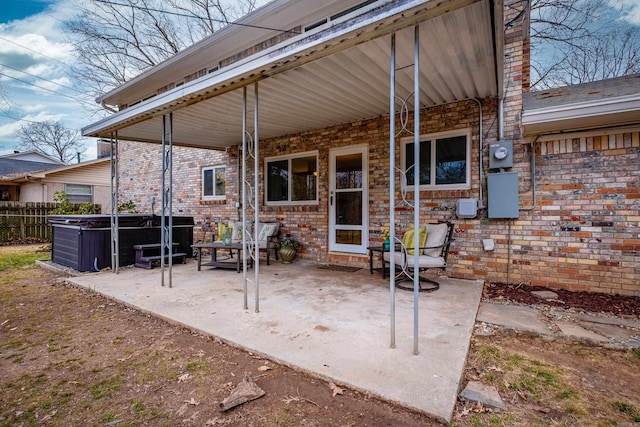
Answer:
[
  {"left": 201, "top": 165, "right": 226, "bottom": 200},
  {"left": 265, "top": 150, "right": 319, "bottom": 206},
  {"left": 400, "top": 129, "right": 472, "bottom": 191}
]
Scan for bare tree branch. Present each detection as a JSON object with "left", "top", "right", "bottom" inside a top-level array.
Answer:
[
  {"left": 18, "top": 121, "right": 87, "bottom": 164},
  {"left": 66, "top": 0, "right": 259, "bottom": 105},
  {"left": 529, "top": 0, "right": 640, "bottom": 89}
]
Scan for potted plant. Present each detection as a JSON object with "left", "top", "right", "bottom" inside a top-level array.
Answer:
[
  {"left": 381, "top": 227, "right": 390, "bottom": 250},
  {"left": 277, "top": 235, "right": 300, "bottom": 263}
]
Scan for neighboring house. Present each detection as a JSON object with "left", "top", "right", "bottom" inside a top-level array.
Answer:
[
  {"left": 0, "top": 157, "right": 112, "bottom": 212},
  {"left": 0, "top": 151, "right": 64, "bottom": 201},
  {"left": 82, "top": 0, "right": 639, "bottom": 295},
  {"left": 0, "top": 150, "right": 63, "bottom": 165}
]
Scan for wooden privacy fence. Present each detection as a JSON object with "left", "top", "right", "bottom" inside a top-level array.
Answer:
[{"left": 0, "top": 202, "right": 58, "bottom": 242}]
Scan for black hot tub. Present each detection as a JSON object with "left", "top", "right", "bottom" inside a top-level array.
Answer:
[{"left": 48, "top": 214, "right": 194, "bottom": 271}]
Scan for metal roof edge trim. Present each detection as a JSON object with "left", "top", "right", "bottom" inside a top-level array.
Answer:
[
  {"left": 522, "top": 94, "right": 640, "bottom": 125},
  {"left": 527, "top": 124, "right": 640, "bottom": 142}
]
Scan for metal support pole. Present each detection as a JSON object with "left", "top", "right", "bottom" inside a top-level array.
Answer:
[
  {"left": 242, "top": 87, "right": 248, "bottom": 310},
  {"left": 412, "top": 25, "right": 421, "bottom": 355},
  {"left": 389, "top": 33, "right": 396, "bottom": 349},
  {"left": 253, "top": 82, "right": 260, "bottom": 313},
  {"left": 109, "top": 132, "right": 119, "bottom": 274},
  {"left": 161, "top": 113, "right": 174, "bottom": 288}
]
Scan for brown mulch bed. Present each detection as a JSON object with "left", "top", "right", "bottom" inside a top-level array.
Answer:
[{"left": 483, "top": 282, "right": 640, "bottom": 318}]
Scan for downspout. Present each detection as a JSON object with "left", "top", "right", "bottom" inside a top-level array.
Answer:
[
  {"left": 472, "top": 98, "right": 485, "bottom": 209},
  {"left": 101, "top": 101, "right": 118, "bottom": 114},
  {"left": 498, "top": 98, "right": 504, "bottom": 140}
]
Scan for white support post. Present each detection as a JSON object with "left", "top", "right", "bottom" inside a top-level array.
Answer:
[
  {"left": 161, "top": 113, "right": 174, "bottom": 288},
  {"left": 253, "top": 82, "right": 260, "bottom": 313},
  {"left": 412, "top": 25, "right": 421, "bottom": 356},
  {"left": 110, "top": 132, "right": 119, "bottom": 274},
  {"left": 389, "top": 33, "right": 396, "bottom": 349},
  {"left": 242, "top": 87, "right": 249, "bottom": 310}
]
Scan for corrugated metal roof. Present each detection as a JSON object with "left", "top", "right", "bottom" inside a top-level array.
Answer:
[{"left": 84, "top": 0, "right": 502, "bottom": 148}]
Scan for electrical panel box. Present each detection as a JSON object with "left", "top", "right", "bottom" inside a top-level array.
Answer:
[
  {"left": 456, "top": 199, "right": 477, "bottom": 218},
  {"left": 487, "top": 172, "right": 519, "bottom": 218},
  {"left": 489, "top": 140, "right": 513, "bottom": 169}
]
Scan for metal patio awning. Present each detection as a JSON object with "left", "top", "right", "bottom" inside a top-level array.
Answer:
[{"left": 82, "top": 0, "right": 503, "bottom": 146}]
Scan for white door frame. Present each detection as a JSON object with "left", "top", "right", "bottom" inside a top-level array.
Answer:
[{"left": 328, "top": 144, "right": 368, "bottom": 254}]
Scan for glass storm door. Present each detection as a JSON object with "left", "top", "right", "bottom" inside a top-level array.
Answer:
[{"left": 329, "top": 145, "right": 368, "bottom": 254}]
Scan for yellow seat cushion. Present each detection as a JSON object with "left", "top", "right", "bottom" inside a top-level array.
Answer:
[
  {"left": 402, "top": 226, "right": 427, "bottom": 256},
  {"left": 217, "top": 223, "right": 227, "bottom": 241}
]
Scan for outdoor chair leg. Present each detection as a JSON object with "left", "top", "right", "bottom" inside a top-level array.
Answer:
[{"left": 394, "top": 274, "right": 439, "bottom": 292}]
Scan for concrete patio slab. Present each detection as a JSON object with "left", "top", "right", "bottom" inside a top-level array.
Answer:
[{"left": 65, "top": 259, "right": 483, "bottom": 423}]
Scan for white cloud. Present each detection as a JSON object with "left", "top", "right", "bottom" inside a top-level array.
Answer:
[
  {"left": 607, "top": 0, "right": 640, "bottom": 25},
  {"left": 21, "top": 103, "right": 48, "bottom": 112},
  {"left": 0, "top": 120, "right": 24, "bottom": 139},
  {"left": 0, "top": 0, "right": 96, "bottom": 158}
]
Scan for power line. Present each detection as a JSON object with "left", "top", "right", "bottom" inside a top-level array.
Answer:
[
  {"left": 0, "top": 71, "right": 94, "bottom": 108},
  {"left": 0, "top": 63, "right": 84, "bottom": 94},
  {"left": 93, "top": 0, "right": 301, "bottom": 35},
  {"left": 0, "top": 111, "right": 84, "bottom": 133},
  {"left": 0, "top": 36, "right": 71, "bottom": 68}
]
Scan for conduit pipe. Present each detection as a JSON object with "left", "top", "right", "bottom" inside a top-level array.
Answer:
[{"left": 520, "top": 134, "right": 540, "bottom": 211}]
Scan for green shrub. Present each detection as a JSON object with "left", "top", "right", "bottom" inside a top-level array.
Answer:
[{"left": 50, "top": 191, "right": 100, "bottom": 215}]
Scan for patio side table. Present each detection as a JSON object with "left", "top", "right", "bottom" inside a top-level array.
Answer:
[
  {"left": 192, "top": 241, "right": 251, "bottom": 273},
  {"left": 367, "top": 245, "right": 389, "bottom": 277}
]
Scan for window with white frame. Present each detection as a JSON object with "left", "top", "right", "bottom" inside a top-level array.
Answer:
[
  {"left": 265, "top": 151, "right": 318, "bottom": 205},
  {"left": 402, "top": 130, "right": 471, "bottom": 190},
  {"left": 202, "top": 165, "right": 226, "bottom": 199},
  {"left": 65, "top": 184, "right": 93, "bottom": 204}
]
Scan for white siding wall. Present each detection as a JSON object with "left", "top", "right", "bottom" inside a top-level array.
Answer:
[{"left": 19, "top": 182, "right": 44, "bottom": 203}]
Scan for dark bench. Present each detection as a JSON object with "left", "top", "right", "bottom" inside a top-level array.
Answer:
[{"left": 133, "top": 243, "right": 186, "bottom": 269}]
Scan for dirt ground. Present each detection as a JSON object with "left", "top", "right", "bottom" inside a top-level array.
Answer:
[{"left": 1, "top": 245, "right": 639, "bottom": 426}]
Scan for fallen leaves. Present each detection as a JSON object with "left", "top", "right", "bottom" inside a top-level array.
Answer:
[
  {"left": 257, "top": 365, "right": 272, "bottom": 372},
  {"left": 177, "top": 373, "right": 191, "bottom": 383},
  {"left": 329, "top": 382, "right": 344, "bottom": 397}
]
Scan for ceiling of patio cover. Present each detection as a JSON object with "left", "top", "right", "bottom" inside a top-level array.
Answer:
[{"left": 83, "top": 0, "right": 501, "bottom": 149}]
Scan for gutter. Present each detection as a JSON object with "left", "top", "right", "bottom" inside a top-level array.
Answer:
[{"left": 522, "top": 94, "right": 640, "bottom": 129}]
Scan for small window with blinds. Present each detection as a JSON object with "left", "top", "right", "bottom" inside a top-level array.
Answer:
[{"left": 65, "top": 184, "right": 93, "bottom": 204}]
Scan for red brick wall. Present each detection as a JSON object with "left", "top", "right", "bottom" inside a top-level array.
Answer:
[
  {"left": 525, "top": 131, "right": 639, "bottom": 294},
  {"left": 117, "top": 141, "right": 239, "bottom": 243},
  {"left": 115, "top": 0, "right": 639, "bottom": 296}
]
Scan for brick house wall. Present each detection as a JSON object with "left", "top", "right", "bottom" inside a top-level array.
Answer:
[
  {"left": 117, "top": 141, "right": 239, "bottom": 243},
  {"left": 517, "top": 130, "right": 639, "bottom": 295},
  {"left": 114, "top": 0, "right": 638, "bottom": 296}
]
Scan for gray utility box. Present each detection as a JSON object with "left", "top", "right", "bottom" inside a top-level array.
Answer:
[{"left": 487, "top": 172, "right": 519, "bottom": 218}]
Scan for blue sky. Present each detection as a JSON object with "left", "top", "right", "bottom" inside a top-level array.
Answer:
[
  {"left": 5, "top": 1, "right": 53, "bottom": 21},
  {"left": 0, "top": 0, "right": 273, "bottom": 161},
  {"left": 0, "top": 0, "right": 102, "bottom": 160},
  {"left": 1, "top": 0, "right": 639, "bottom": 161}
]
